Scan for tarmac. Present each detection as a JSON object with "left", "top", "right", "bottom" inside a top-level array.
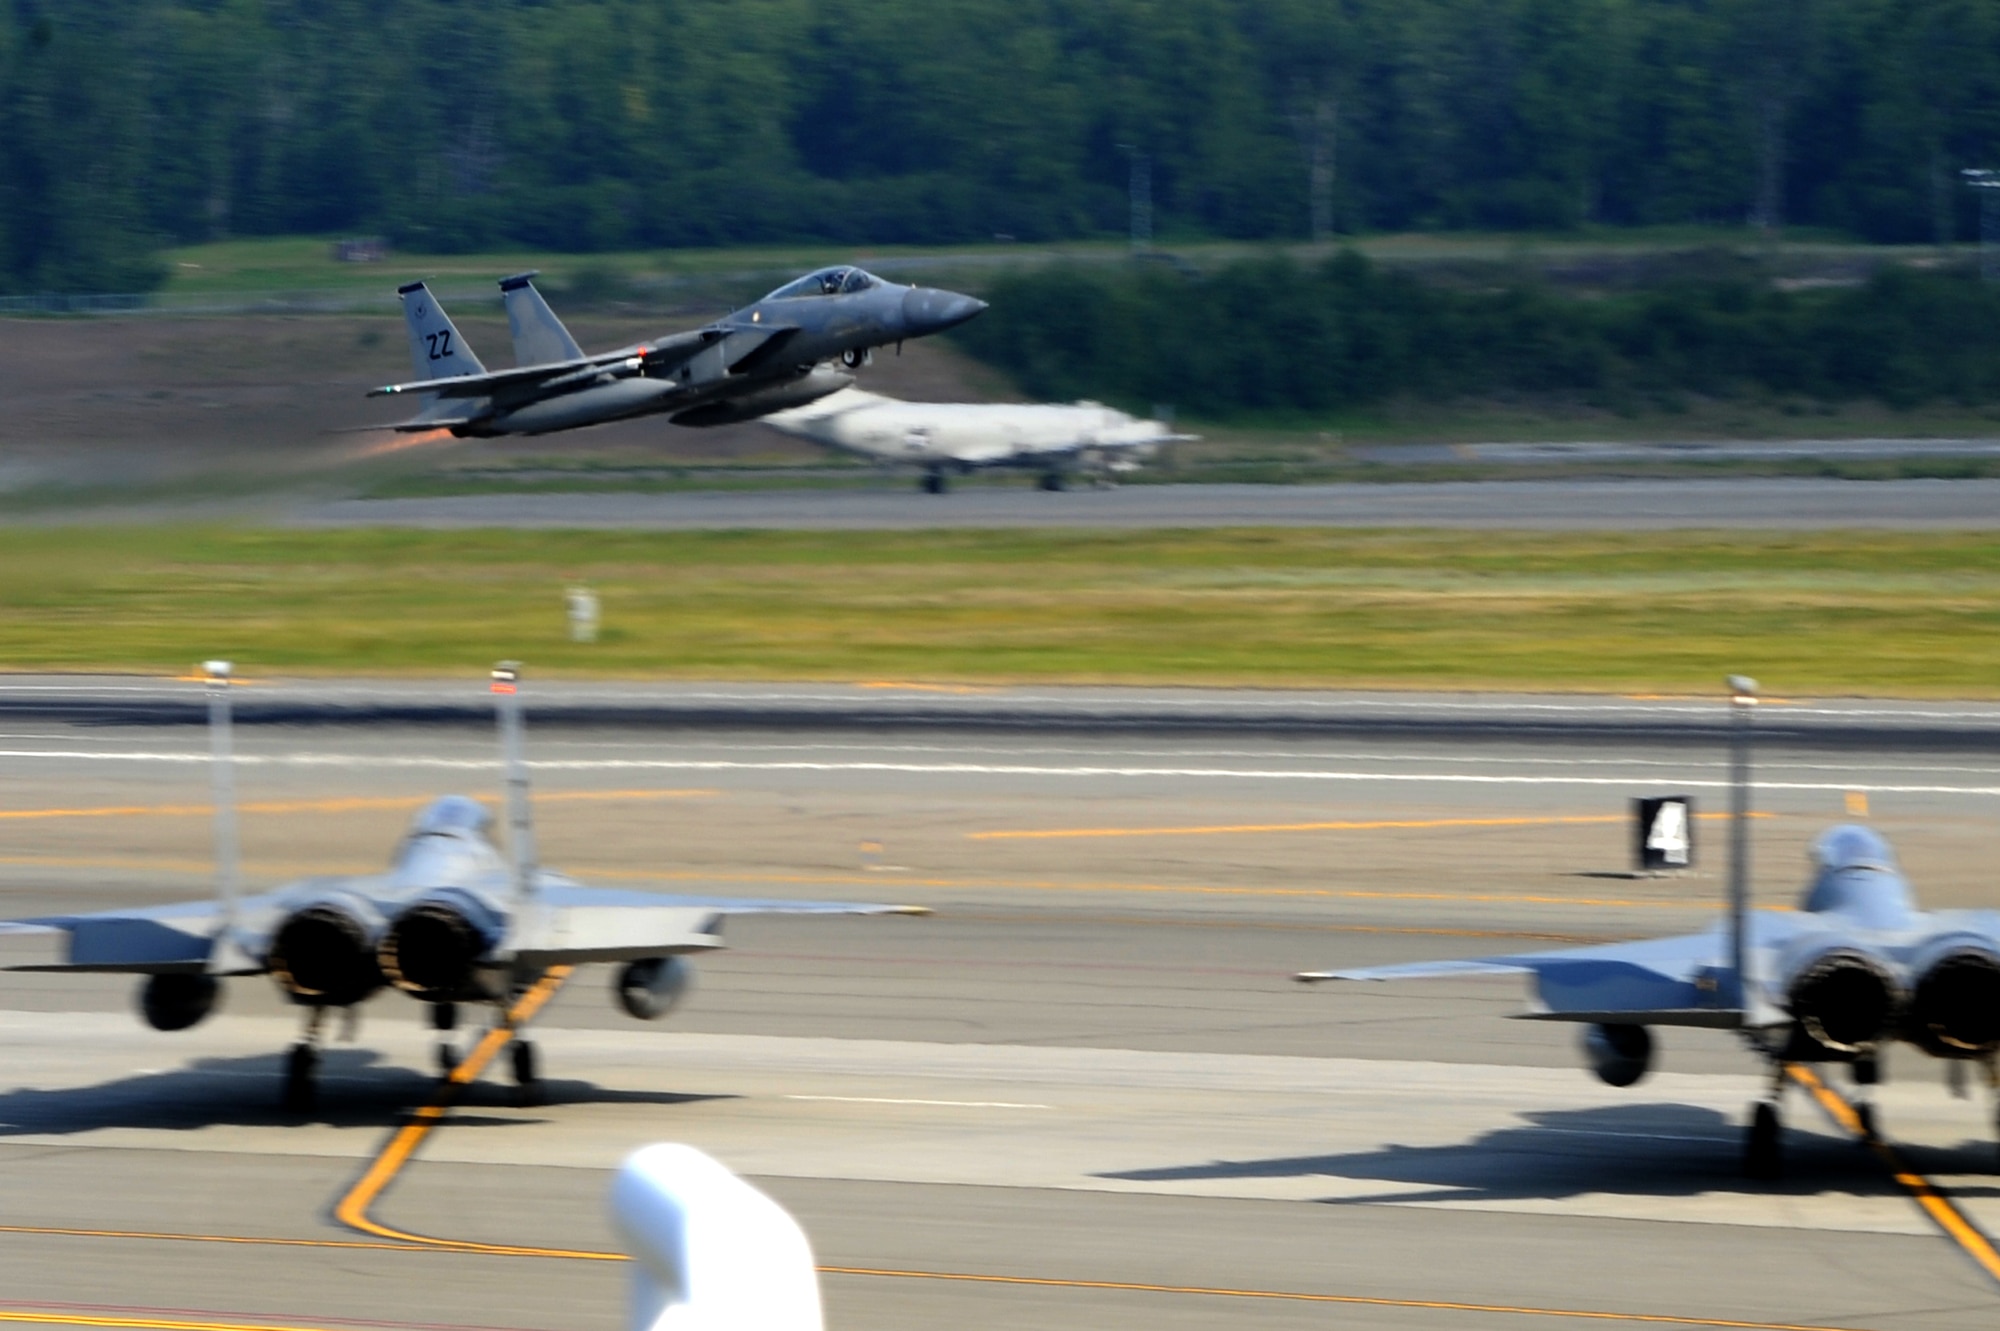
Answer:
[{"left": 2, "top": 700, "right": 2000, "bottom": 1329}]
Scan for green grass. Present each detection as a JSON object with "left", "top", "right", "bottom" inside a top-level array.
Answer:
[{"left": 0, "top": 527, "right": 1996, "bottom": 695}]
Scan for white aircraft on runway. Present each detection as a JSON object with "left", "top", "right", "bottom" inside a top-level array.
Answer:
[
  {"left": 759, "top": 387, "right": 1194, "bottom": 493},
  {"left": 0, "top": 662, "right": 923, "bottom": 1112}
]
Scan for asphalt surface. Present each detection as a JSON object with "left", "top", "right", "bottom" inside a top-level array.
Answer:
[
  {"left": 292, "top": 478, "right": 2000, "bottom": 529},
  {"left": 2, "top": 711, "right": 1999, "bottom": 1330},
  {"left": 10, "top": 675, "right": 2000, "bottom": 751}
]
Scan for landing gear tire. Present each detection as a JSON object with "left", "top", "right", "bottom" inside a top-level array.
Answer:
[
  {"left": 921, "top": 470, "right": 948, "bottom": 495},
  {"left": 1038, "top": 471, "right": 1067, "bottom": 492},
  {"left": 281, "top": 1043, "right": 319, "bottom": 1114},
  {"left": 1854, "top": 1102, "right": 1878, "bottom": 1143},
  {"left": 436, "top": 1042, "right": 459, "bottom": 1076},
  {"left": 510, "top": 1039, "right": 542, "bottom": 1107},
  {"left": 1745, "top": 1100, "right": 1783, "bottom": 1181}
]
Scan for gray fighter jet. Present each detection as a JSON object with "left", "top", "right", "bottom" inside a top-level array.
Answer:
[
  {"left": 0, "top": 663, "right": 923, "bottom": 1111},
  {"left": 1298, "top": 678, "right": 2000, "bottom": 1179},
  {"left": 370, "top": 267, "right": 985, "bottom": 436}
]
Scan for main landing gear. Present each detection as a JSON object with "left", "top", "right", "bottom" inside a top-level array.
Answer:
[
  {"left": 510, "top": 1037, "right": 542, "bottom": 1108},
  {"left": 1744, "top": 1057, "right": 1790, "bottom": 1181},
  {"left": 432, "top": 1000, "right": 460, "bottom": 1075},
  {"left": 281, "top": 1006, "right": 327, "bottom": 1113},
  {"left": 921, "top": 468, "right": 949, "bottom": 495}
]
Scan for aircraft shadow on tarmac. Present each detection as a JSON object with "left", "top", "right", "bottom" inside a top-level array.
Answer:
[
  {"left": 1099, "top": 1102, "right": 2000, "bottom": 1203},
  {"left": 0, "top": 1048, "right": 736, "bottom": 1135}
]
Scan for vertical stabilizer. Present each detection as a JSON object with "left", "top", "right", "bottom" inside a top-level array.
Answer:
[
  {"left": 1726, "top": 674, "right": 1758, "bottom": 1017},
  {"left": 499, "top": 272, "right": 585, "bottom": 367},
  {"left": 204, "top": 660, "right": 252, "bottom": 974},
  {"left": 492, "top": 662, "right": 538, "bottom": 920},
  {"left": 398, "top": 282, "right": 487, "bottom": 382}
]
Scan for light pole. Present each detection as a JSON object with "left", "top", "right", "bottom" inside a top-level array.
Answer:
[{"left": 1962, "top": 169, "right": 2000, "bottom": 282}]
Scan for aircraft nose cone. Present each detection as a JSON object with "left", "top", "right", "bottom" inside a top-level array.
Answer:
[{"left": 902, "top": 287, "right": 988, "bottom": 335}]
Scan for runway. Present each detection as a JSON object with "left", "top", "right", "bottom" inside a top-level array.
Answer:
[
  {"left": 291, "top": 478, "right": 2000, "bottom": 530},
  {"left": 2, "top": 712, "right": 1999, "bottom": 1330}
]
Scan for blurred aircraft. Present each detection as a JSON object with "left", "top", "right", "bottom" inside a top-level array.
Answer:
[
  {"left": 760, "top": 388, "right": 1193, "bottom": 493},
  {"left": 1297, "top": 677, "right": 2000, "bottom": 1180},
  {"left": 369, "top": 267, "right": 985, "bottom": 437},
  {"left": 1, "top": 662, "right": 924, "bottom": 1112}
]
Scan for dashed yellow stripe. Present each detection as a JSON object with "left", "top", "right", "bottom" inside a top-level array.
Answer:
[{"left": 970, "top": 810, "right": 1769, "bottom": 841}]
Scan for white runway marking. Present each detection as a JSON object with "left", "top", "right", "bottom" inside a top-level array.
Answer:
[{"left": 3, "top": 749, "right": 2000, "bottom": 796}]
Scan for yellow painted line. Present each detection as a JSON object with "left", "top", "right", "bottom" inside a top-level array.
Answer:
[
  {"left": 855, "top": 681, "right": 994, "bottom": 694},
  {"left": 1787, "top": 1065, "right": 2000, "bottom": 1286},
  {"left": 0, "top": 1226, "right": 1890, "bottom": 1330},
  {"left": 330, "top": 966, "right": 603, "bottom": 1259},
  {"left": 0, "top": 1313, "right": 338, "bottom": 1331},
  {"left": 0, "top": 790, "right": 714, "bottom": 823},
  {"left": 970, "top": 810, "right": 1770, "bottom": 842},
  {"left": 0, "top": 1224, "right": 425, "bottom": 1255}
]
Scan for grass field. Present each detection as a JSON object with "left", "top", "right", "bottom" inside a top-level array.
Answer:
[{"left": 0, "top": 527, "right": 1995, "bottom": 695}]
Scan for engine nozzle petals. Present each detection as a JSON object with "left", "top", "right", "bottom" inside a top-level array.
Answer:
[
  {"left": 268, "top": 904, "right": 384, "bottom": 1006},
  {"left": 1786, "top": 948, "right": 1903, "bottom": 1053},
  {"left": 378, "top": 898, "right": 498, "bottom": 1001},
  {"left": 1909, "top": 947, "right": 2000, "bottom": 1055}
]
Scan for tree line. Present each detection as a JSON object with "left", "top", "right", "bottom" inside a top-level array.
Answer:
[
  {"left": 5, "top": 0, "right": 2000, "bottom": 291},
  {"left": 953, "top": 254, "right": 2000, "bottom": 415}
]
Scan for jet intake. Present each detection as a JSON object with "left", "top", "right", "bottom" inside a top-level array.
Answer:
[
  {"left": 139, "top": 973, "right": 221, "bottom": 1031},
  {"left": 379, "top": 899, "right": 499, "bottom": 1001},
  {"left": 268, "top": 905, "right": 384, "bottom": 1006},
  {"left": 615, "top": 956, "right": 692, "bottom": 1020},
  {"left": 1908, "top": 945, "right": 2000, "bottom": 1056},
  {"left": 1784, "top": 947, "right": 1902, "bottom": 1053},
  {"left": 1581, "top": 1022, "right": 1653, "bottom": 1087}
]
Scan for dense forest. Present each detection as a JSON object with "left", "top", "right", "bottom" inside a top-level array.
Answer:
[
  {"left": 5, "top": 0, "right": 2000, "bottom": 291},
  {"left": 956, "top": 255, "right": 2000, "bottom": 415}
]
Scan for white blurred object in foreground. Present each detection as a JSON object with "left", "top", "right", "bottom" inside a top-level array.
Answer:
[{"left": 609, "top": 1143, "right": 823, "bottom": 1331}]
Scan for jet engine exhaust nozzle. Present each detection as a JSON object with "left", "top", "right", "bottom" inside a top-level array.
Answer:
[
  {"left": 379, "top": 902, "right": 490, "bottom": 1001},
  {"left": 1787, "top": 949, "right": 1902, "bottom": 1053},
  {"left": 1909, "top": 947, "right": 2000, "bottom": 1056},
  {"left": 268, "top": 905, "right": 383, "bottom": 1006}
]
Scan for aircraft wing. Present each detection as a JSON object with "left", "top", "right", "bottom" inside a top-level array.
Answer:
[
  {"left": 510, "top": 884, "right": 927, "bottom": 967},
  {"left": 2, "top": 892, "right": 292, "bottom": 975},
  {"left": 1297, "top": 915, "right": 1808, "bottom": 1029},
  {"left": 368, "top": 324, "right": 800, "bottom": 401}
]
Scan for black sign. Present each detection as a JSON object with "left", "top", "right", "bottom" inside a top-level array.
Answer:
[{"left": 1634, "top": 796, "right": 1693, "bottom": 870}]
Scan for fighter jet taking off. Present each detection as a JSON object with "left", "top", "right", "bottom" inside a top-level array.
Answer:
[
  {"left": 369, "top": 267, "right": 986, "bottom": 437},
  {"left": 0, "top": 663, "right": 924, "bottom": 1111},
  {"left": 759, "top": 388, "right": 1194, "bottom": 492},
  {"left": 1298, "top": 677, "right": 2000, "bottom": 1180}
]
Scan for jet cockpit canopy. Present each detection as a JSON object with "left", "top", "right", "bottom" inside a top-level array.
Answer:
[
  {"left": 763, "top": 266, "right": 879, "bottom": 300},
  {"left": 1801, "top": 823, "right": 1915, "bottom": 927}
]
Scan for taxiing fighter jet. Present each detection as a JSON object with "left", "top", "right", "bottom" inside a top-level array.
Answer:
[
  {"left": 1297, "top": 677, "right": 2000, "bottom": 1180},
  {"left": 369, "top": 267, "right": 985, "bottom": 437},
  {"left": 0, "top": 663, "right": 923, "bottom": 1111},
  {"left": 761, "top": 388, "right": 1192, "bottom": 493}
]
